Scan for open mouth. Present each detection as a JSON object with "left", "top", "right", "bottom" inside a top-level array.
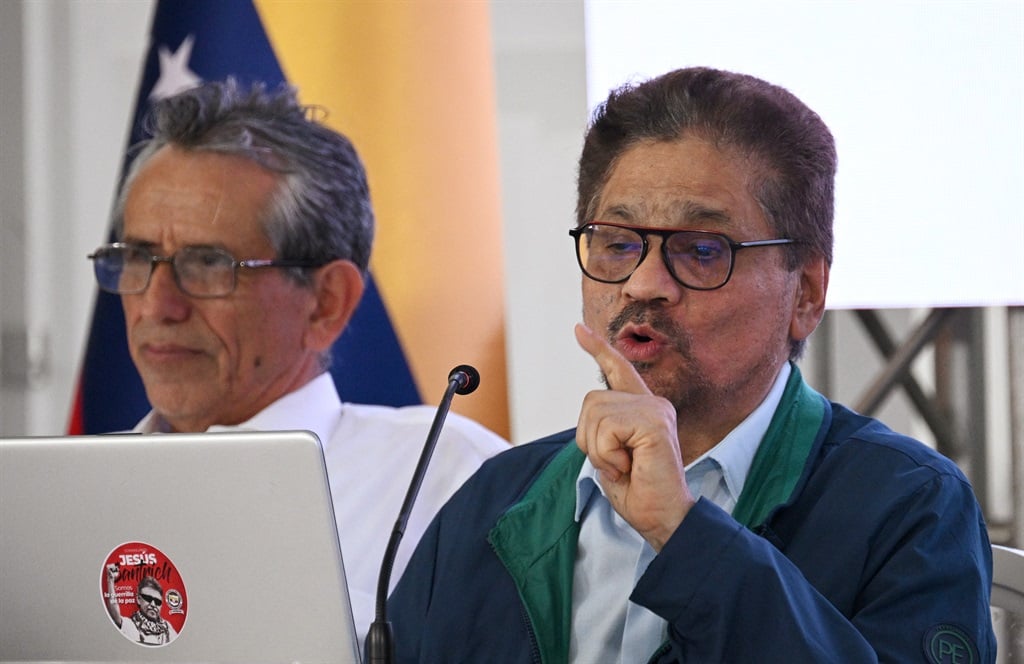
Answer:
[
  {"left": 614, "top": 324, "right": 667, "bottom": 362},
  {"left": 618, "top": 323, "right": 661, "bottom": 344}
]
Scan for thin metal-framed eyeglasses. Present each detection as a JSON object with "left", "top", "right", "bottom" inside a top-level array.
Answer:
[
  {"left": 87, "top": 242, "right": 324, "bottom": 298},
  {"left": 569, "top": 222, "right": 796, "bottom": 291}
]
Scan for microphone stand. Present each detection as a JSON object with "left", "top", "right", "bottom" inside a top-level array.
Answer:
[{"left": 365, "top": 365, "right": 480, "bottom": 664}]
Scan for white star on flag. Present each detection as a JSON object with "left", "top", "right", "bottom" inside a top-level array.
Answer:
[{"left": 149, "top": 34, "right": 202, "bottom": 100}]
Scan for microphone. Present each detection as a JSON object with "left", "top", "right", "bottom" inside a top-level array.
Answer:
[
  {"left": 366, "top": 365, "right": 481, "bottom": 664},
  {"left": 449, "top": 364, "right": 480, "bottom": 395}
]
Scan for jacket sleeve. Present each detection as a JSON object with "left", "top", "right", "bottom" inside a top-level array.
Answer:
[{"left": 632, "top": 472, "right": 996, "bottom": 663}]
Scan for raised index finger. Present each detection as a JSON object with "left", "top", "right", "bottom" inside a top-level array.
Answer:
[{"left": 575, "top": 322, "right": 652, "bottom": 396}]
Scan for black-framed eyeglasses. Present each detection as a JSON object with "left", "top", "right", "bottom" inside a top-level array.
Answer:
[
  {"left": 138, "top": 593, "right": 163, "bottom": 607},
  {"left": 88, "top": 243, "right": 324, "bottom": 299},
  {"left": 569, "top": 222, "right": 796, "bottom": 291}
]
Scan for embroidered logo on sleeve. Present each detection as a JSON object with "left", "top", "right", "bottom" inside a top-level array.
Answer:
[{"left": 922, "top": 624, "right": 979, "bottom": 664}]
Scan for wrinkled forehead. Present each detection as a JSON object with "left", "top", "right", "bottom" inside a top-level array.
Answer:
[
  {"left": 591, "top": 137, "right": 771, "bottom": 235},
  {"left": 121, "top": 145, "right": 281, "bottom": 251}
]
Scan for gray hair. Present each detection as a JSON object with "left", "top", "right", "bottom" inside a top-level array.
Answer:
[
  {"left": 577, "top": 67, "right": 837, "bottom": 359},
  {"left": 113, "top": 78, "right": 374, "bottom": 285}
]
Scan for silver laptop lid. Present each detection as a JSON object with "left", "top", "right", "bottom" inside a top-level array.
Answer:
[{"left": 0, "top": 430, "right": 361, "bottom": 663}]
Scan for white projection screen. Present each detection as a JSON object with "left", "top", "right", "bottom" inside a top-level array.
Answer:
[{"left": 584, "top": 1, "right": 1024, "bottom": 309}]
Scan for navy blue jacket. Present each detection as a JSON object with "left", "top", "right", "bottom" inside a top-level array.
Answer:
[{"left": 387, "top": 385, "right": 995, "bottom": 663}]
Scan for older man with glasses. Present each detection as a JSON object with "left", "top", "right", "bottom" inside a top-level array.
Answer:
[
  {"left": 87, "top": 79, "right": 507, "bottom": 643},
  {"left": 384, "top": 67, "right": 996, "bottom": 663}
]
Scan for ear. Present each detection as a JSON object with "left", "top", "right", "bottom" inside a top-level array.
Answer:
[
  {"left": 789, "top": 255, "right": 829, "bottom": 344},
  {"left": 304, "top": 259, "right": 365, "bottom": 353}
]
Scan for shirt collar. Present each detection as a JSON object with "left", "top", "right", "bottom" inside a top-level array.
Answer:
[
  {"left": 574, "top": 362, "right": 792, "bottom": 521},
  {"left": 134, "top": 372, "right": 342, "bottom": 445},
  {"left": 688, "top": 362, "right": 791, "bottom": 502},
  {"left": 575, "top": 463, "right": 602, "bottom": 521}
]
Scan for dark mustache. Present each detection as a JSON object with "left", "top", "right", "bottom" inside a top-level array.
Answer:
[{"left": 607, "top": 302, "right": 685, "bottom": 347}]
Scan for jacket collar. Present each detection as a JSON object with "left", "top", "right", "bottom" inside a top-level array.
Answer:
[{"left": 487, "top": 363, "right": 829, "bottom": 663}]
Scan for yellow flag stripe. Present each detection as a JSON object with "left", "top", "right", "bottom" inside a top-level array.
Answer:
[{"left": 253, "top": 0, "right": 509, "bottom": 438}]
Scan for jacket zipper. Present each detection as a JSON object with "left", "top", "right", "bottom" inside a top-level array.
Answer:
[{"left": 521, "top": 602, "right": 543, "bottom": 664}]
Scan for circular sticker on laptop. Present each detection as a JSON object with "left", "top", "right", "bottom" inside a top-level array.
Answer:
[{"left": 101, "top": 542, "right": 187, "bottom": 646}]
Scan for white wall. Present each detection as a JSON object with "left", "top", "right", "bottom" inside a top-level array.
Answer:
[
  {"left": 584, "top": 0, "right": 1024, "bottom": 310},
  {"left": 0, "top": 0, "right": 150, "bottom": 435},
  {"left": 491, "top": 1, "right": 598, "bottom": 442}
]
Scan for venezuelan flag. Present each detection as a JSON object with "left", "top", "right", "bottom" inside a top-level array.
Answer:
[{"left": 68, "top": 0, "right": 509, "bottom": 438}]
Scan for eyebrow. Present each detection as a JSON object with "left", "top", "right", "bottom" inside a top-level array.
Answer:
[
  {"left": 119, "top": 238, "right": 232, "bottom": 253},
  {"left": 599, "top": 203, "right": 639, "bottom": 223},
  {"left": 676, "top": 201, "right": 732, "bottom": 227},
  {"left": 598, "top": 200, "right": 734, "bottom": 228},
  {"left": 119, "top": 237, "right": 156, "bottom": 248}
]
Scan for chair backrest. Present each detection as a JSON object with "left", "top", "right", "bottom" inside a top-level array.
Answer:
[{"left": 991, "top": 544, "right": 1024, "bottom": 663}]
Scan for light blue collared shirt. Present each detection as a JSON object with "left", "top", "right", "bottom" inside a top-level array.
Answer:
[{"left": 568, "top": 364, "right": 791, "bottom": 664}]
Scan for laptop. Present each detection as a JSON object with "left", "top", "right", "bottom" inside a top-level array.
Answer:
[{"left": 0, "top": 430, "right": 362, "bottom": 663}]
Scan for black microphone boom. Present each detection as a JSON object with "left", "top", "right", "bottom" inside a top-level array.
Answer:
[{"left": 365, "top": 364, "right": 481, "bottom": 664}]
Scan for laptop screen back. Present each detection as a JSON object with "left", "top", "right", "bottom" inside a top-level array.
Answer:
[{"left": 0, "top": 430, "right": 361, "bottom": 663}]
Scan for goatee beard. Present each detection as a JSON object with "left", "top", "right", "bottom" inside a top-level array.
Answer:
[{"left": 600, "top": 302, "right": 713, "bottom": 414}]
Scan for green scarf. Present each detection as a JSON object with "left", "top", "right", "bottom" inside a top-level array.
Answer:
[
  {"left": 731, "top": 364, "right": 826, "bottom": 527},
  {"left": 489, "top": 364, "right": 828, "bottom": 664}
]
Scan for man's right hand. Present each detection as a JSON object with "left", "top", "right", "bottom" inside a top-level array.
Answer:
[{"left": 574, "top": 322, "right": 696, "bottom": 552}]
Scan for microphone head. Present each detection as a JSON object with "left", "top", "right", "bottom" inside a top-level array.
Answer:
[{"left": 449, "top": 365, "right": 480, "bottom": 395}]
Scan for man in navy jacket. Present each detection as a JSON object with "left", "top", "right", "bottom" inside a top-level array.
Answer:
[{"left": 386, "top": 67, "right": 996, "bottom": 663}]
